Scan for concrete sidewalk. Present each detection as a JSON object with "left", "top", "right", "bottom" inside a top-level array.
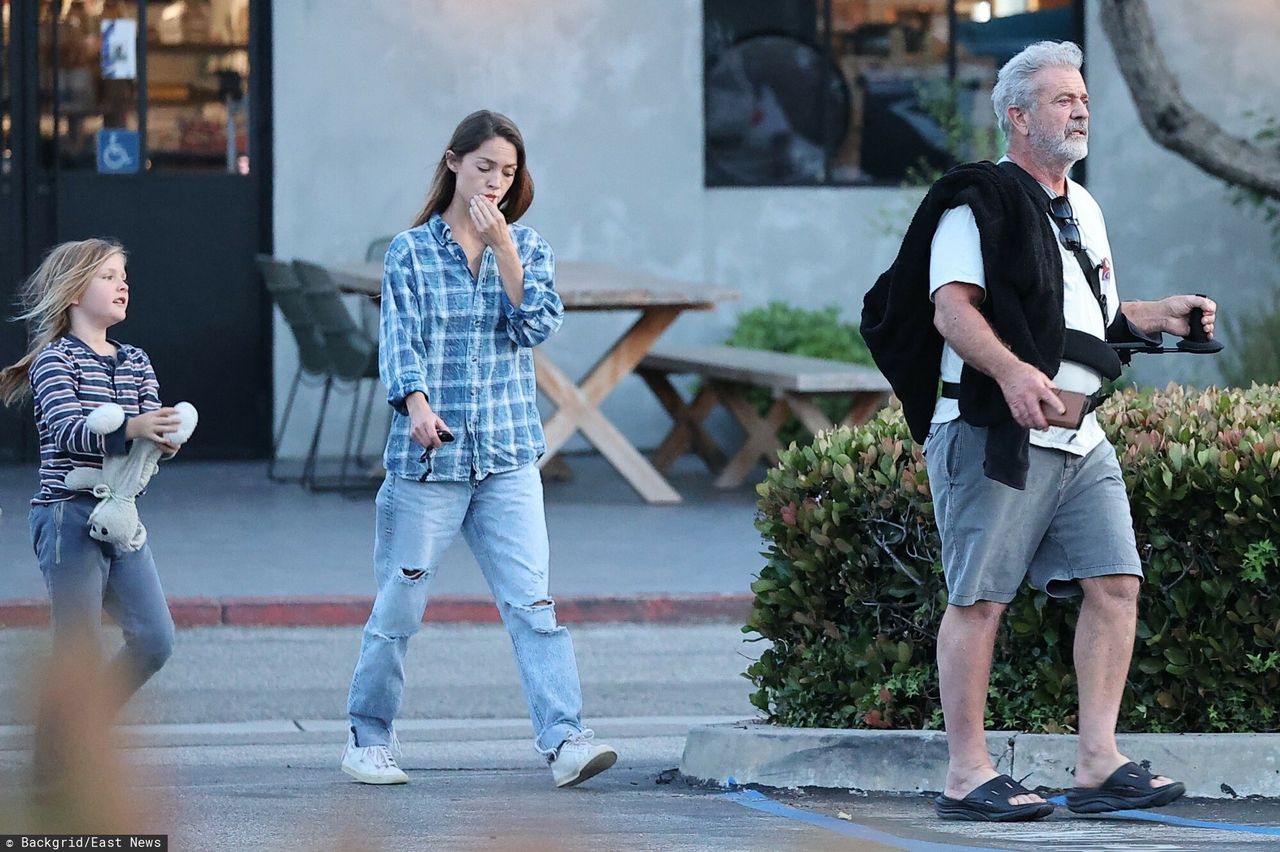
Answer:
[
  {"left": 681, "top": 721, "right": 1280, "bottom": 799},
  {"left": 0, "top": 454, "right": 765, "bottom": 625},
  {"left": 3, "top": 627, "right": 1276, "bottom": 850}
]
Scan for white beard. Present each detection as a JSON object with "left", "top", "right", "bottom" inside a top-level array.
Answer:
[
  {"left": 1031, "top": 126, "right": 1088, "bottom": 167},
  {"left": 1058, "top": 133, "right": 1088, "bottom": 161}
]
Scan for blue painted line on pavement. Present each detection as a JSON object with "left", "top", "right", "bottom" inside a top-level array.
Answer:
[
  {"left": 1046, "top": 795, "right": 1280, "bottom": 837},
  {"left": 720, "top": 789, "right": 1011, "bottom": 851}
]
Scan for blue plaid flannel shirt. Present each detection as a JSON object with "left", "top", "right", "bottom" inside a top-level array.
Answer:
[{"left": 380, "top": 213, "right": 564, "bottom": 481}]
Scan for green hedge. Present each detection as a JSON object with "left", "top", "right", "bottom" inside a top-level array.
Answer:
[{"left": 746, "top": 383, "right": 1280, "bottom": 733}]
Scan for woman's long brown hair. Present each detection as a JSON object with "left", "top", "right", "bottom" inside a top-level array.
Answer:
[{"left": 411, "top": 110, "right": 533, "bottom": 228}]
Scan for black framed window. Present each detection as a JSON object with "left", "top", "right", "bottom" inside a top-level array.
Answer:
[
  {"left": 38, "top": 0, "right": 251, "bottom": 172},
  {"left": 144, "top": 0, "right": 250, "bottom": 171},
  {"left": 703, "top": 0, "right": 1082, "bottom": 187},
  {"left": 2, "top": 1, "right": 12, "bottom": 178}
]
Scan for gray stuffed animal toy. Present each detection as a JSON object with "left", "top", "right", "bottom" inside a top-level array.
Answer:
[{"left": 64, "top": 401, "right": 198, "bottom": 552}]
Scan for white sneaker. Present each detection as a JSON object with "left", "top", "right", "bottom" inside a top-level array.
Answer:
[
  {"left": 550, "top": 729, "right": 617, "bottom": 788},
  {"left": 341, "top": 730, "right": 408, "bottom": 785}
]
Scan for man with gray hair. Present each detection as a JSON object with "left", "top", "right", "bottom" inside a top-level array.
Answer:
[{"left": 862, "top": 41, "right": 1214, "bottom": 821}]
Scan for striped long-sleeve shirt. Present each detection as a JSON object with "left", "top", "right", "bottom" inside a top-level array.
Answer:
[
  {"left": 380, "top": 213, "right": 564, "bottom": 481},
  {"left": 29, "top": 334, "right": 162, "bottom": 504}
]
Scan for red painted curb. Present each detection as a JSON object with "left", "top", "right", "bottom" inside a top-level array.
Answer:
[
  {"left": 0, "top": 598, "right": 224, "bottom": 628},
  {"left": 222, "top": 595, "right": 376, "bottom": 627},
  {"left": 170, "top": 598, "right": 223, "bottom": 628},
  {"left": 0, "top": 594, "right": 753, "bottom": 628},
  {"left": 0, "top": 600, "right": 49, "bottom": 628}
]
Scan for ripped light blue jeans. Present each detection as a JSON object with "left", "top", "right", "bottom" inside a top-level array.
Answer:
[{"left": 346, "top": 464, "right": 584, "bottom": 755}]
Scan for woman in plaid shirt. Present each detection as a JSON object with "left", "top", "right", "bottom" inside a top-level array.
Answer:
[{"left": 342, "top": 111, "right": 617, "bottom": 788}]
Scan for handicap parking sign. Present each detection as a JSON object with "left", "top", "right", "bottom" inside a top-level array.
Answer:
[{"left": 96, "top": 129, "right": 140, "bottom": 174}]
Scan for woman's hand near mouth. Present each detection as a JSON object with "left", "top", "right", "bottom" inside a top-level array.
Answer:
[{"left": 469, "top": 195, "right": 516, "bottom": 252}]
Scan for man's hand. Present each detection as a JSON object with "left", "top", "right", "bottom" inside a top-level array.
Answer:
[
  {"left": 1157, "top": 295, "right": 1216, "bottom": 338},
  {"left": 997, "top": 362, "right": 1064, "bottom": 431},
  {"left": 406, "top": 393, "right": 451, "bottom": 450},
  {"left": 1123, "top": 295, "right": 1216, "bottom": 338},
  {"left": 469, "top": 196, "right": 515, "bottom": 252},
  {"left": 933, "top": 284, "right": 1064, "bottom": 430}
]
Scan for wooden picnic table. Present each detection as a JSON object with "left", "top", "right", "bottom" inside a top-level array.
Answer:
[
  {"left": 328, "top": 260, "right": 739, "bottom": 504},
  {"left": 638, "top": 345, "right": 891, "bottom": 488}
]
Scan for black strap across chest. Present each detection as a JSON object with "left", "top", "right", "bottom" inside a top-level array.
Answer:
[{"left": 998, "top": 160, "right": 1107, "bottom": 324}]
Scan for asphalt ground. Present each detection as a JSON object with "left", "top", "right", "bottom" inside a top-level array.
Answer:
[{"left": 3, "top": 625, "right": 1279, "bottom": 850}]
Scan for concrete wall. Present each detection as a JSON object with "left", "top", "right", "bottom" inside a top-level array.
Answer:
[
  {"left": 271, "top": 0, "right": 1279, "bottom": 458},
  {"left": 272, "top": 0, "right": 723, "bottom": 458}
]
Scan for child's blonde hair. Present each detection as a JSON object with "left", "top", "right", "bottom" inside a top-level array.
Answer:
[{"left": 0, "top": 238, "right": 127, "bottom": 407}]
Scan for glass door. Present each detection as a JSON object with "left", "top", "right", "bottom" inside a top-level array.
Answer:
[
  {"left": 0, "top": 0, "right": 46, "bottom": 462},
  {"left": 1, "top": 0, "right": 272, "bottom": 463},
  {"left": 145, "top": 0, "right": 252, "bottom": 172}
]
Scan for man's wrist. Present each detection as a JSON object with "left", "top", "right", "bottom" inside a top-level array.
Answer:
[
  {"left": 990, "top": 349, "right": 1030, "bottom": 387},
  {"left": 1121, "top": 300, "right": 1165, "bottom": 336}
]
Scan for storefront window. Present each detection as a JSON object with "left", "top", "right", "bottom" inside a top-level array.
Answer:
[
  {"left": 38, "top": 0, "right": 140, "bottom": 169},
  {"left": 2, "top": 1, "right": 11, "bottom": 177},
  {"left": 146, "top": 0, "right": 250, "bottom": 171},
  {"left": 704, "top": 0, "right": 1079, "bottom": 187},
  {"left": 36, "top": 0, "right": 249, "bottom": 172}
]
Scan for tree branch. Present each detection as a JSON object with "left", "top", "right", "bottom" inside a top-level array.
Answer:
[{"left": 1098, "top": 0, "right": 1280, "bottom": 200}]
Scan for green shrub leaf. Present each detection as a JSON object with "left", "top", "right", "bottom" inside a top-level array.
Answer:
[{"left": 747, "top": 384, "right": 1280, "bottom": 733}]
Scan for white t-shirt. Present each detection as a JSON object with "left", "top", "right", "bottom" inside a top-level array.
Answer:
[{"left": 928, "top": 171, "right": 1119, "bottom": 456}]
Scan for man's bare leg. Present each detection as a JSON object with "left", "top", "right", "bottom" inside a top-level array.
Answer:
[
  {"left": 1072, "top": 574, "right": 1176, "bottom": 790},
  {"left": 938, "top": 600, "right": 1045, "bottom": 805}
]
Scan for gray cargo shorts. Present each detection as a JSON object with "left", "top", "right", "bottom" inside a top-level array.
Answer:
[{"left": 923, "top": 419, "right": 1143, "bottom": 606}]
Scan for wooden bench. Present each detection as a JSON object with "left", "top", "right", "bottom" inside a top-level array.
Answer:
[{"left": 637, "top": 345, "right": 892, "bottom": 488}]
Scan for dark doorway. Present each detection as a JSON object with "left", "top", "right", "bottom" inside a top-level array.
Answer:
[{"left": 1, "top": 0, "right": 273, "bottom": 463}]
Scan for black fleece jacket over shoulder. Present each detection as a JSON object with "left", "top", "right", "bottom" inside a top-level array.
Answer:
[{"left": 859, "top": 161, "right": 1065, "bottom": 489}]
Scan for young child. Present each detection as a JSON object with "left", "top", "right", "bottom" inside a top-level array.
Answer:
[
  {"left": 342, "top": 110, "right": 617, "bottom": 787},
  {"left": 0, "top": 239, "right": 178, "bottom": 704}
]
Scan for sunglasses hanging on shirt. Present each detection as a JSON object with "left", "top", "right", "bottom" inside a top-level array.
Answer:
[
  {"left": 1047, "top": 193, "right": 1106, "bottom": 321},
  {"left": 1047, "top": 195, "right": 1085, "bottom": 253}
]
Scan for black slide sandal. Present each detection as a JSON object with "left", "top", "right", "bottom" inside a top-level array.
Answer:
[
  {"left": 935, "top": 774, "right": 1056, "bottom": 822},
  {"left": 1066, "top": 761, "right": 1186, "bottom": 814}
]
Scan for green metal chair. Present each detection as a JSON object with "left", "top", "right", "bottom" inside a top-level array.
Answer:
[
  {"left": 257, "top": 255, "right": 332, "bottom": 483},
  {"left": 356, "top": 236, "right": 395, "bottom": 336},
  {"left": 365, "top": 235, "right": 395, "bottom": 263},
  {"left": 291, "top": 260, "right": 382, "bottom": 491}
]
